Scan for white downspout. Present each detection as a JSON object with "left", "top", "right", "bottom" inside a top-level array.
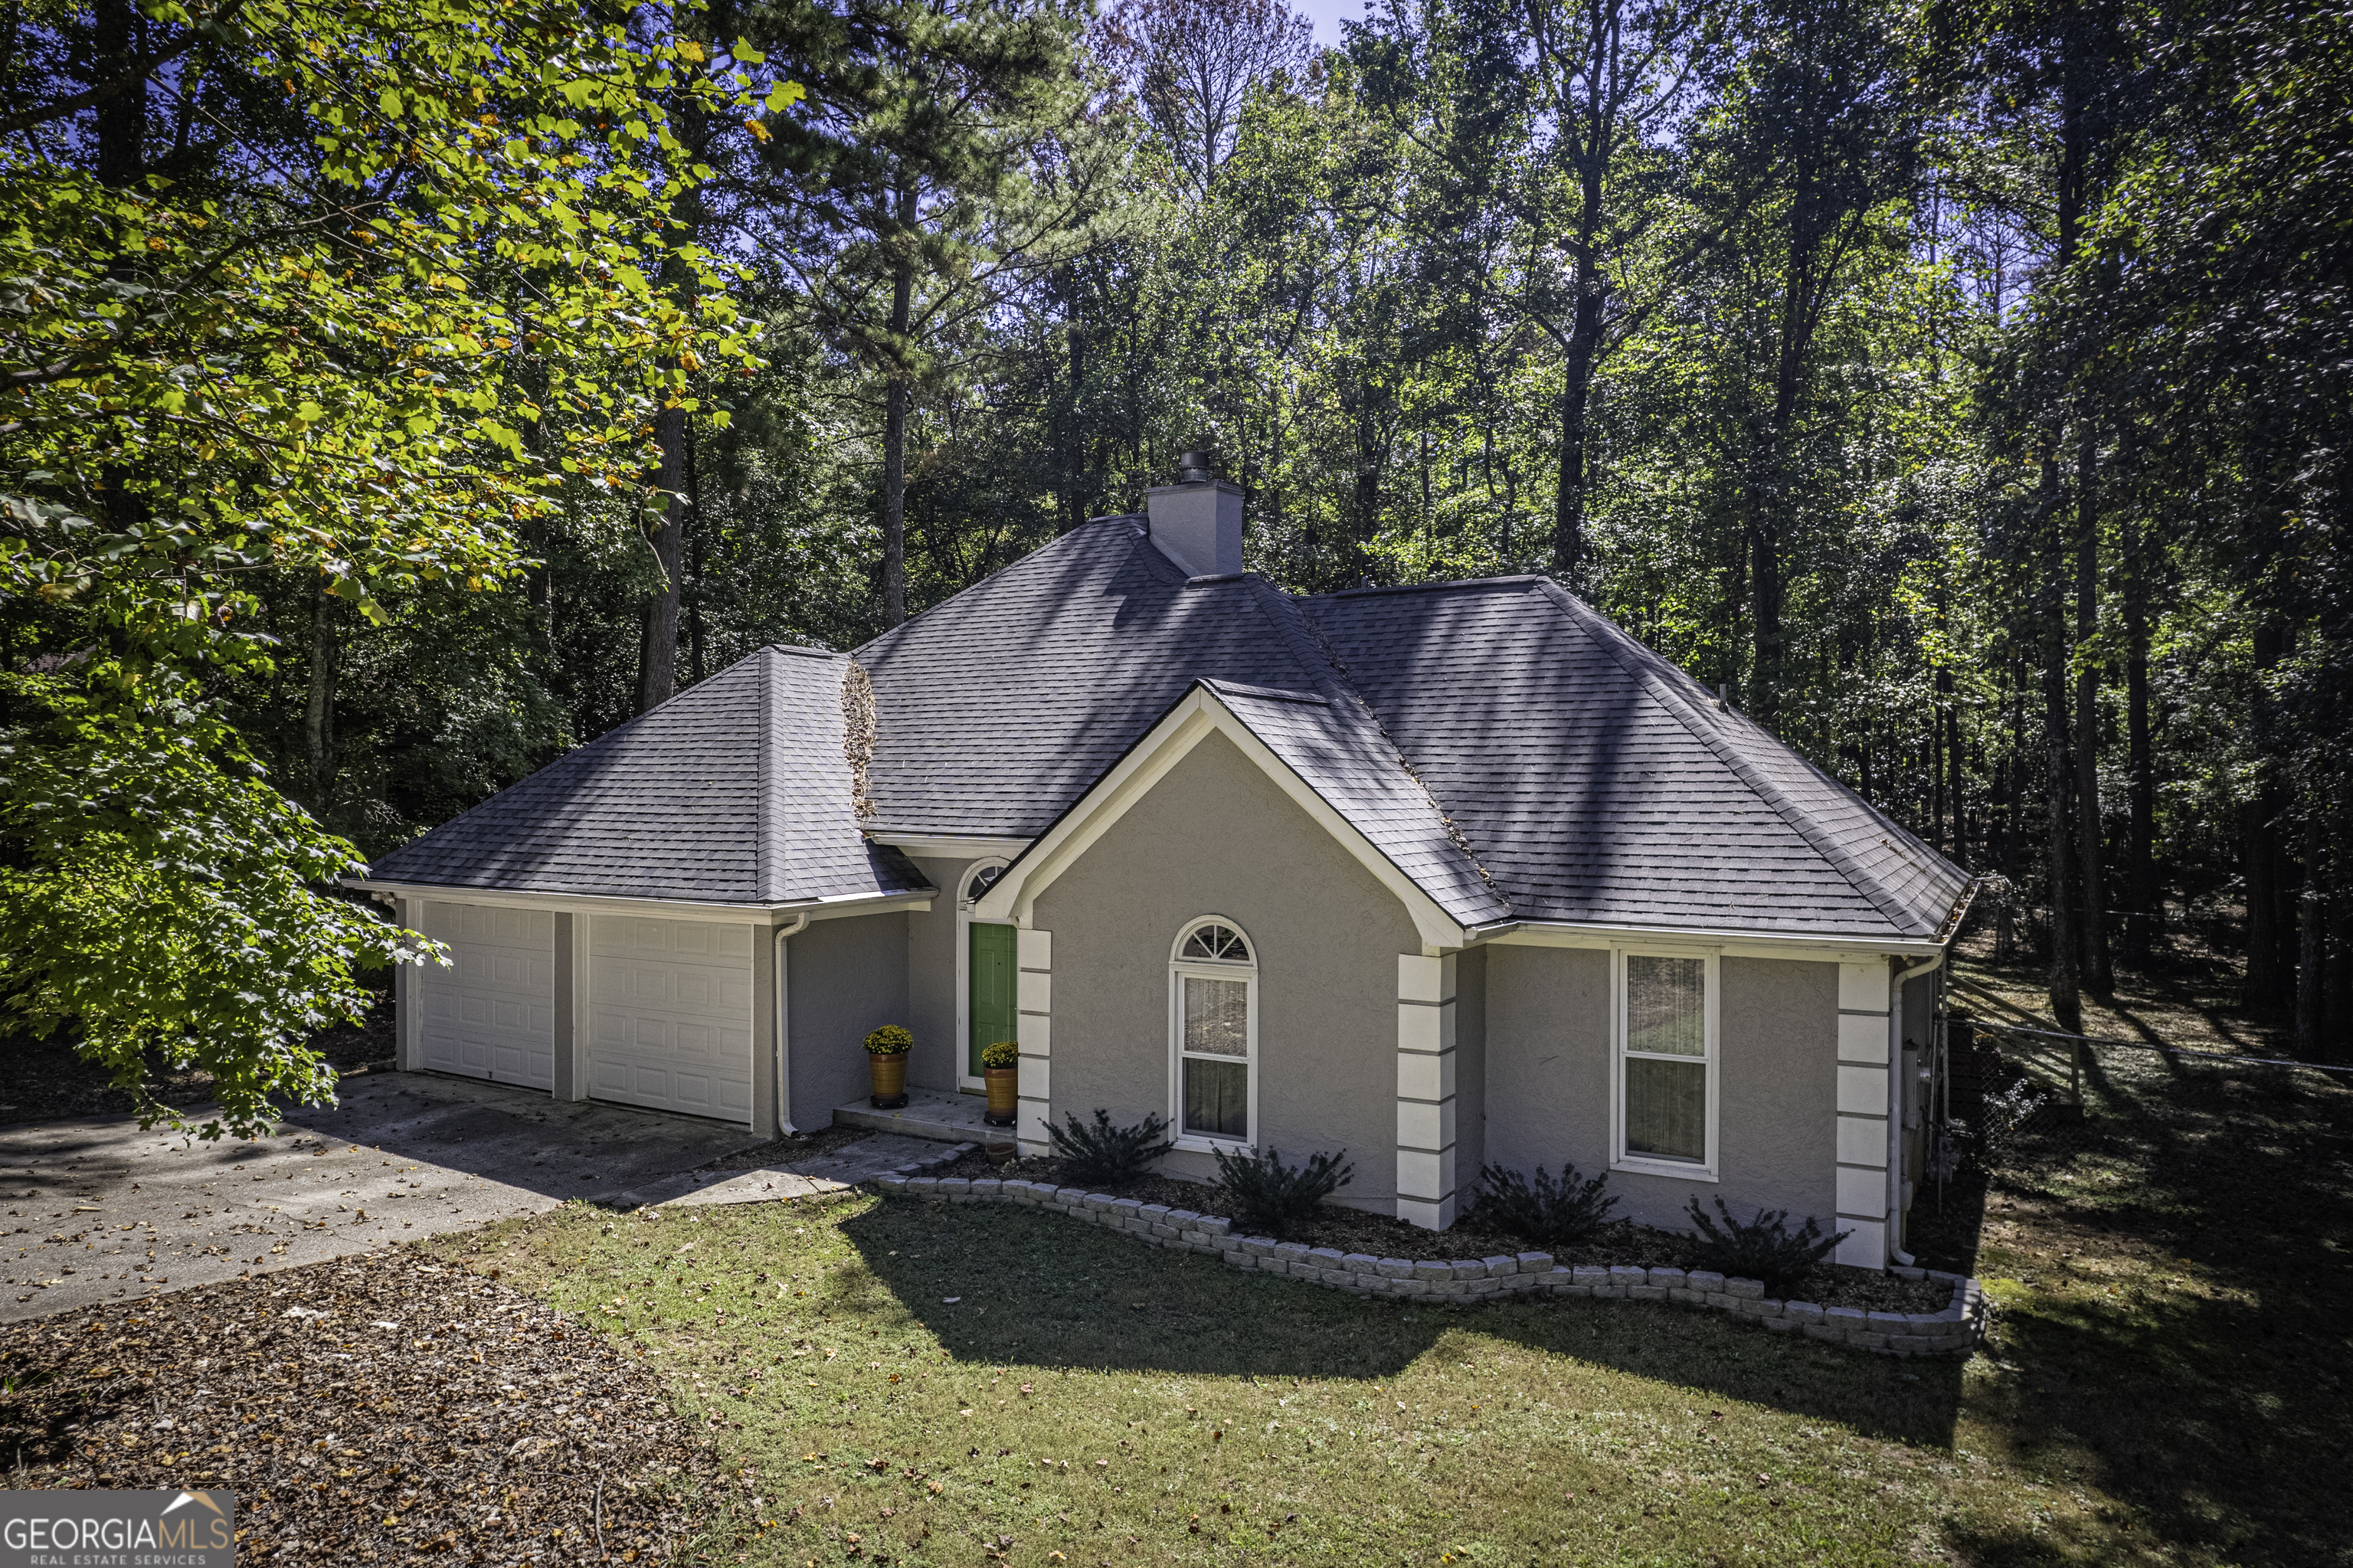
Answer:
[
  {"left": 1888, "top": 950, "right": 1946, "bottom": 1265},
  {"left": 774, "top": 912, "right": 809, "bottom": 1136}
]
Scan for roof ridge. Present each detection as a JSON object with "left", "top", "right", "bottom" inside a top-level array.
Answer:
[
  {"left": 1533, "top": 581, "right": 1926, "bottom": 936},
  {"left": 1243, "top": 578, "right": 1507, "bottom": 905},
  {"left": 757, "top": 648, "right": 784, "bottom": 902},
  {"left": 855, "top": 516, "right": 1151, "bottom": 660},
  {"left": 1301, "top": 574, "right": 1551, "bottom": 601}
]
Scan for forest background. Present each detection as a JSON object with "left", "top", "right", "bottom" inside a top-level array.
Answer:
[{"left": 2, "top": 0, "right": 2347, "bottom": 1128}]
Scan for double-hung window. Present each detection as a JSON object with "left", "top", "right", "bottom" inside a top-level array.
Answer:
[
  {"left": 1615, "top": 951, "right": 1717, "bottom": 1176},
  {"left": 1171, "top": 919, "right": 1255, "bottom": 1144}
]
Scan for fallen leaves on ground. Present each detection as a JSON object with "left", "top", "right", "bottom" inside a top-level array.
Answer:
[{"left": 0, "top": 1247, "right": 718, "bottom": 1563}]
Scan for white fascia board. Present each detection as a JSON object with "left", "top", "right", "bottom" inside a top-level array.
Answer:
[
  {"left": 866, "top": 833, "right": 1033, "bottom": 859},
  {"left": 1477, "top": 920, "right": 1949, "bottom": 963},
  {"left": 973, "top": 687, "right": 1468, "bottom": 951},
  {"left": 345, "top": 879, "right": 933, "bottom": 926}
]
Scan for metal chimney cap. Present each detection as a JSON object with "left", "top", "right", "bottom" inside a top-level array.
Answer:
[{"left": 1175, "top": 449, "right": 1218, "bottom": 483}]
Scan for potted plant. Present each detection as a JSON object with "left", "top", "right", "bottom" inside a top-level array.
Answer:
[
  {"left": 865, "top": 1025, "right": 912, "bottom": 1108},
  {"left": 980, "top": 1039, "right": 1019, "bottom": 1127}
]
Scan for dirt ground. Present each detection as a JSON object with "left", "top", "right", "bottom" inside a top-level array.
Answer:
[{"left": 0, "top": 1246, "right": 718, "bottom": 1564}]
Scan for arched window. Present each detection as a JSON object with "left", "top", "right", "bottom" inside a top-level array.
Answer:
[
  {"left": 1171, "top": 918, "right": 1255, "bottom": 1144},
  {"left": 964, "top": 863, "right": 1005, "bottom": 903}
]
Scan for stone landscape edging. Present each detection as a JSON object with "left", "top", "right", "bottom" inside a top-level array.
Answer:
[{"left": 865, "top": 1151, "right": 1985, "bottom": 1357}]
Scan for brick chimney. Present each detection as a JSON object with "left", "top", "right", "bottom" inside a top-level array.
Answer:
[{"left": 1144, "top": 450, "right": 1243, "bottom": 577}]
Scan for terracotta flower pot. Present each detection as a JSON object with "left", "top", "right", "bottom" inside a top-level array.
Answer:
[
  {"left": 869, "top": 1050, "right": 909, "bottom": 1109},
  {"left": 983, "top": 1066, "right": 1019, "bottom": 1127}
]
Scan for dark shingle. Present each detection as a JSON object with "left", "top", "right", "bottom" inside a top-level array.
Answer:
[
  {"left": 1203, "top": 680, "right": 1510, "bottom": 929},
  {"left": 1300, "top": 578, "right": 1970, "bottom": 938},
  {"left": 367, "top": 647, "right": 928, "bottom": 906}
]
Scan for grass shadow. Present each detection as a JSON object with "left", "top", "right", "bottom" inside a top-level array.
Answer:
[
  {"left": 1949, "top": 1010, "right": 2353, "bottom": 1568},
  {"left": 833, "top": 1197, "right": 1964, "bottom": 1447}
]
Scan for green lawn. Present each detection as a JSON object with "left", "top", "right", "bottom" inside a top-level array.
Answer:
[{"left": 448, "top": 951, "right": 2350, "bottom": 1568}]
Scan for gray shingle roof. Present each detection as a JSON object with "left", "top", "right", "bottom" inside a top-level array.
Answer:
[
  {"left": 371, "top": 512, "right": 1965, "bottom": 944},
  {"left": 1298, "top": 578, "right": 1970, "bottom": 940},
  {"left": 366, "top": 646, "right": 929, "bottom": 906},
  {"left": 1197, "top": 679, "right": 1511, "bottom": 929},
  {"left": 856, "top": 517, "right": 1336, "bottom": 836}
]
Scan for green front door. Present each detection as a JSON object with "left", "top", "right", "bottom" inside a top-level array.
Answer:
[{"left": 969, "top": 921, "right": 1019, "bottom": 1079}]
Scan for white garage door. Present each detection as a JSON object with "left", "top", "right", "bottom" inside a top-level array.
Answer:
[
  {"left": 417, "top": 902, "right": 555, "bottom": 1089},
  {"left": 587, "top": 916, "right": 754, "bottom": 1123}
]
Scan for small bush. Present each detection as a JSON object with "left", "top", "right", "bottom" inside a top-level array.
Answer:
[
  {"left": 979, "top": 1039, "right": 1019, "bottom": 1070},
  {"left": 863, "top": 1025, "right": 912, "bottom": 1056},
  {"left": 1046, "top": 1108, "right": 1175, "bottom": 1187},
  {"left": 1684, "top": 1196, "right": 1849, "bottom": 1297},
  {"left": 1211, "top": 1145, "right": 1353, "bottom": 1239},
  {"left": 1963, "top": 1079, "right": 2048, "bottom": 1170},
  {"left": 1476, "top": 1162, "right": 1620, "bottom": 1249}
]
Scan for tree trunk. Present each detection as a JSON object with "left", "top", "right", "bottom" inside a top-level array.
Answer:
[
  {"left": 1947, "top": 684, "right": 1966, "bottom": 866},
  {"left": 1748, "top": 516, "right": 1782, "bottom": 731},
  {"left": 879, "top": 263, "right": 918, "bottom": 634},
  {"left": 2243, "top": 618, "right": 2287, "bottom": 1012},
  {"left": 2075, "top": 427, "right": 2110, "bottom": 992},
  {"left": 1553, "top": 283, "right": 1605, "bottom": 586},
  {"left": 637, "top": 18, "right": 706, "bottom": 709},
  {"left": 634, "top": 403, "right": 688, "bottom": 714},
  {"left": 1748, "top": 228, "right": 1818, "bottom": 735},
  {"left": 685, "top": 419, "right": 708, "bottom": 689},
  {"left": 1066, "top": 273, "right": 1088, "bottom": 531},
  {"left": 2040, "top": 461, "right": 2082, "bottom": 1032},
  {"left": 2124, "top": 515, "right": 2155, "bottom": 961},
  {"left": 93, "top": 0, "right": 143, "bottom": 191},
  {"left": 2297, "top": 815, "right": 2325, "bottom": 1058},
  {"left": 1932, "top": 666, "right": 1952, "bottom": 856},
  {"left": 2044, "top": 653, "right": 2082, "bottom": 1033},
  {"left": 2296, "top": 888, "right": 2323, "bottom": 1060},
  {"left": 303, "top": 579, "right": 339, "bottom": 811},
  {"left": 2329, "top": 831, "right": 2352, "bottom": 1062}
]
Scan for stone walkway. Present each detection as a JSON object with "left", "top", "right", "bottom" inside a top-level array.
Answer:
[{"left": 619, "top": 1132, "right": 967, "bottom": 1210}]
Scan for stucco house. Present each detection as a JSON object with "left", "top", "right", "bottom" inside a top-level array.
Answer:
[{"left": 358, "top": 467, "right": 1972, "bottom": 1270}]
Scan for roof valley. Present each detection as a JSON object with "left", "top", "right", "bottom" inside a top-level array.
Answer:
[{"left": 1245, "top": 578, "right": 1509, "bottom": 905}]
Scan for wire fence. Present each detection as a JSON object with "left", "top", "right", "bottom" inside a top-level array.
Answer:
[{"left": 1939, "top": 986, "right": 2350, "bottom": 1176}]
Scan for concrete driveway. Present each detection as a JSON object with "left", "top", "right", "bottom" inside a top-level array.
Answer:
[{"left": 0, "top": 1072, "right": 765, "bottom": 1323}]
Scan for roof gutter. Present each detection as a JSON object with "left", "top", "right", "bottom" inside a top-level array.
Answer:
[
  {"left": 344, "top": 879, "right": 934, "bottom": 925},
  {"left": 1462, "top": 918, "right": 1952, "bottom": 958}
]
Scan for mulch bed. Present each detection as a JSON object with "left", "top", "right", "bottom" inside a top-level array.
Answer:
[
  {"left": 0, "top": 1001, "right": 397, "bottom": 1129},
  {"left": 936, "top": 1151, "right": 1948, "bottom": 1313},
  {"left": 0, "top": 1248, "right": 726, "bottom": 1563}
]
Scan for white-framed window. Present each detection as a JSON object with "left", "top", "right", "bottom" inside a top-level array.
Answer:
[
  {"left": 1612, "top": 949, "right": 1720, "bottom": 1180},
  {"left": 1170, "top": 918, "right": 1255, "bottom": 1147}
]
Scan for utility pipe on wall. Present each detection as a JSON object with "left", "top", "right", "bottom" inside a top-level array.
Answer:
[
  {"left": 1888, "top": 950, "right": 1946, "bottom": 1266},
  {"left": 774, "top": 912, "right": 809, "bottom": 1136}
]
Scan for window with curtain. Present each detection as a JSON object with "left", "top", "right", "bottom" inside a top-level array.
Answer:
[
  {"left": 1622, "top": 953, "right": 1710, "bottom": 1167},
  {"left": 1173, "top": 920, "right": 1253, "bottom": 1141}
]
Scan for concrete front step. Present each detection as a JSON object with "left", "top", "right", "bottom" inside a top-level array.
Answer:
[{"left": 833, "top": 1086, "right": 1013, "bottom": 1145}]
